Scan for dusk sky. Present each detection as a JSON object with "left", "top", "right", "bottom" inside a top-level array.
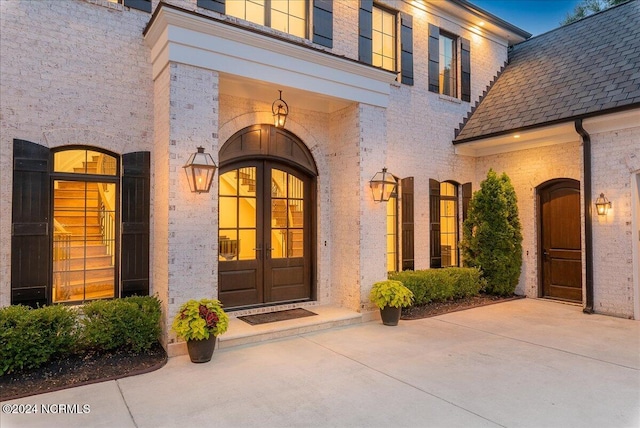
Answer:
[{"left": 471, "top": 0, "right": 583, "bottom": 36}]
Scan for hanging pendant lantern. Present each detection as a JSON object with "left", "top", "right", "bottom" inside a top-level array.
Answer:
[{"left": 272, "top": 90, "right": 289, "bottom": 128}]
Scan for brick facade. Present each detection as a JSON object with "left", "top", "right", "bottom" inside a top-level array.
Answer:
[{"left": 1, "top": 0, "right": 637, "bottom": 353}]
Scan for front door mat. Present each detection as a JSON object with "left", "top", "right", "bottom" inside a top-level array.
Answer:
[{"left": 238, "top": 308, "right": 317, "bottom": 326}]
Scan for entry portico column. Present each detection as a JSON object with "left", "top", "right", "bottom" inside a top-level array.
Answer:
[
  {"left": 152, "top": 62, "right": 219, "bottom": 353},
  {"left": 359, "top": 104, "right": 390, "bottom": 311}
]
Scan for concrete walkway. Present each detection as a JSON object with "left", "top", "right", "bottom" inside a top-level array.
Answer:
[{"left": 2, "top": 299, "right": 639, "bottom": 428}]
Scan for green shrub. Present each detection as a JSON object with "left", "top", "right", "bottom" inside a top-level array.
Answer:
[
  {"left": 460, "top": 170, "right": 523, "bottom": 295},
  {"left": 81, "top": 296, "right": 161, "bottom": 353},
  {"left": 0, "top": 304, "right": 78, "bottom": 375},
  {"left": 389, "top": 267, "right": 486, "bottom": 306}
]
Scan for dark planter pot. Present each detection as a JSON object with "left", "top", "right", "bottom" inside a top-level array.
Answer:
[
  {"left": 380, "top": 306, "right": 402, "bottom": 326},
  {"left": 186, "top": 335, "right": 217, "bottom": 363}
]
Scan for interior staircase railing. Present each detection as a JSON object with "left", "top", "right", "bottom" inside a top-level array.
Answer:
[{"left": 53, "top": 219, "right": 72, "bottom": 301}]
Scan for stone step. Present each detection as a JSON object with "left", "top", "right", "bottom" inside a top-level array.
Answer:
[{"left": 168, "top": 305, "right": 367, "bottom": 357}]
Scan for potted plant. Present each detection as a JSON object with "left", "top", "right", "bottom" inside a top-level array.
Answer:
[
  {"left": 172, "top": 298, "right": 229, "bottom": 363},
  {"left": 369, "top": 280, "right": 414, "bottom": 326}
]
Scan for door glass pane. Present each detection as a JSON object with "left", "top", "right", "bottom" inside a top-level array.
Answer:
[
  {"left": 288, "top": 230, "right": 303, "bottom": 257},
  {"left": 289, "top": 200, "right": 303, "bottom": 227},
  {"left": 219, "top": 197, "right": 237, "bottom": 229},
  {"left": 238, "top": 229, "right": 256, "bottom": 260},
  {"left": 53, "top": 180, "right": 116, "bottom": 303},
  {"left": 272, "top": 169, "right": 287, "bottom": 198},
  {"left": 219, "top": 230, "right": 238, "bottom": 261},
  {"left": 219, "top": 170, "right": 238, "bottom": 196},
  {"left": 271, "top": 229, "right": 287, "bottom": 258},
  {"left": 219, "top": 167, "right": 257, "bottom": 261},
  {"left": 271, "top": 169, "right": 304, "bottom": 259},
  {"left": 238, "top": 197, "right": 256, "bottom": 228}
]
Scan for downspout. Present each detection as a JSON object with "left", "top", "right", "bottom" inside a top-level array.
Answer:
[{"left": 575, "top": 119, "right": 594, "bottom": 314}]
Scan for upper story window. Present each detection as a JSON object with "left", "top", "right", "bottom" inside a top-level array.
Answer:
[
  {"left": 372, "top": 5, "right": 396, "bottom": 72},
  {"left": 105, "top": 0, "right": 152, "bottom": 13},
  {"left": 198, "top": 0, "right": 333, "bottom": 48},
  {"left": 439, "top": 33, "right": 457, "bottom": 98},
  {"left": 428, "top": 24, "right": 471, "bottom": 101},
  {"left": 226, "top": 0, "right": 307, "bottom": 38},
  {"left": 358, "top": 2, "right": 414, "bottom": 85}
]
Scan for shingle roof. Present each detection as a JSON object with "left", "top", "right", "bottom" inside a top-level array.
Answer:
[{"left": 454, "top": 0, "right": 640, "bottom": 143}]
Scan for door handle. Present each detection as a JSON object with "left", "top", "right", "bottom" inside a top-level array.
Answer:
[{"left": 265, "top": 247, "right": 274, "bottom": 259}]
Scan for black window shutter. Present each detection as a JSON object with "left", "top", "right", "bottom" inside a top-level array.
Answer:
[
  {"left": 11, "top": 140, "right": 50, "bottom": 307},
  {"left": 400, "top": 13, "right": 414, "bottom": 85},
  {"left": 429, "top": 178, "right": 441, "bottom": 268},
  {"left": 462, "top": 182, "right": 472, "bottom": 222},
  {"left": 313, "top": 0, "right": 333, "bottom": 48},
  {"left": 121, "top": 152, "right": 150, "bottom": 298},
  {"left": 123, "top": 0, "right": 152, "bottom": 13},
  {"left": 428, "top": 24, "right": 440, "bottom": 93},
  {"left": 197, "top": 0, "right": 225, "bottom": 14},
  {"left": 358, "top": 0, "right": 373, "bottom": 64},
  {"left": 461, "top": 37, "right": 471, "bottom": 102},
  {"left": 401, "top": 177, "right": 414, "bottom": 270}
]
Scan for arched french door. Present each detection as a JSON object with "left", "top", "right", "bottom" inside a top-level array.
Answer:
[
  {"left": 218, "top": 125, "right": 317, "bottom": 308},
  {"left": 538, "top": 179, "right": 582, "bottom": 302}
]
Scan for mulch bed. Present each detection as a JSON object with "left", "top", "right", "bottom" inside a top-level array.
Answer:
[
  {"left": 0, "top": 342, "right": 167, "bottom": 402},
  {"left": 402, "top": 293, "right": 523, "bottom": 319},
  {"left": 1, "top": 294, "right": 521, "bottom": 402}
]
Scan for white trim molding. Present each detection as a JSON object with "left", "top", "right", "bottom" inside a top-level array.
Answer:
[{"left": 144, "top": 4, "right": 396, "bottom": 109}]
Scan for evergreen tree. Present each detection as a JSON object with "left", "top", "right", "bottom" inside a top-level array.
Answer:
[{"left": 461, "top": 170, "right": 523, "bottom": 296}]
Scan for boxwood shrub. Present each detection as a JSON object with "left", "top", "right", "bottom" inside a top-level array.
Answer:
[
  {"left": 81, "top": 295, "right": 162, "bottom": 353},
  {"left": 389, "top": 268, "right": 486, "bottom": 306},
  {"left": 0, "top": 295, "right": 162, "bottom": 376},
  {"left": 0, "top": 304, "right": 78, "bottom": 375}
]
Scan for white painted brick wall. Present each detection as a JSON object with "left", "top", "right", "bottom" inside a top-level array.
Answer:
[
  {"left": 476, "top": 141, "right": 583, "bottom": 299},
  {"left": 0, "top": 0, "right": 153, "bottom": 307},
  {"left": 591, "top": 126, "right": 640, "bottom": 318},
  {"left": 10, "top": 0, "right": 623, "bottom": 335}
]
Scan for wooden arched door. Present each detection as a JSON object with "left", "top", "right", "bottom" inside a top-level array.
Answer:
[
  {"left": 218, "top": 125, "right": 316, "bottom": 308},
  {"left": 539, "top": 179, "right": 582, "bottom": 302}
]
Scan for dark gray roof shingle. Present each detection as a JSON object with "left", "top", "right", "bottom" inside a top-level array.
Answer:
[{"left": 454, "top": 0, "right": 640, "bottom": 143}]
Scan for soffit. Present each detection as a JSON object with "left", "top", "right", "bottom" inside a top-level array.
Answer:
[
  {"left": 143, "top": 3, "right": 396, "bottom": 112},
  {"left": 454, "top": 108, "right": 639, "bottom": 157}
]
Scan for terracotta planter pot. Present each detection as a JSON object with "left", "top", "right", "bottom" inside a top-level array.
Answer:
[
  {"left": 380, "top": 306, "right": 402, "bottom": 326},
  {"left": 186, "top": 335, "right": 217, "bottom": 363}
]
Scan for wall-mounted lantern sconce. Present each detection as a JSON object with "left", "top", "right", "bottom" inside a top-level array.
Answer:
[
  {"left": 272, "top": 90, "right": 289, "bottom": 128},
  {"left": 594, "top": 193, "right": 611, "bottom": 216},
  {"left": 369, "top": 167, "right": 398, "bottom": 202},
  {"left": 183, "top": 146, "right": 217, "bottom": 193}
]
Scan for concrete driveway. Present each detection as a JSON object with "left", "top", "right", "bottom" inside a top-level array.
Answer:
[{"left": 2, "top": 299, "right": 639, "bottom": 428}]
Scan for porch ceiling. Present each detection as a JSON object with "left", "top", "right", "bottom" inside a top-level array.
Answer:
[{"left": 144, "top": 3, "right": 396, "bottom": 113}]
